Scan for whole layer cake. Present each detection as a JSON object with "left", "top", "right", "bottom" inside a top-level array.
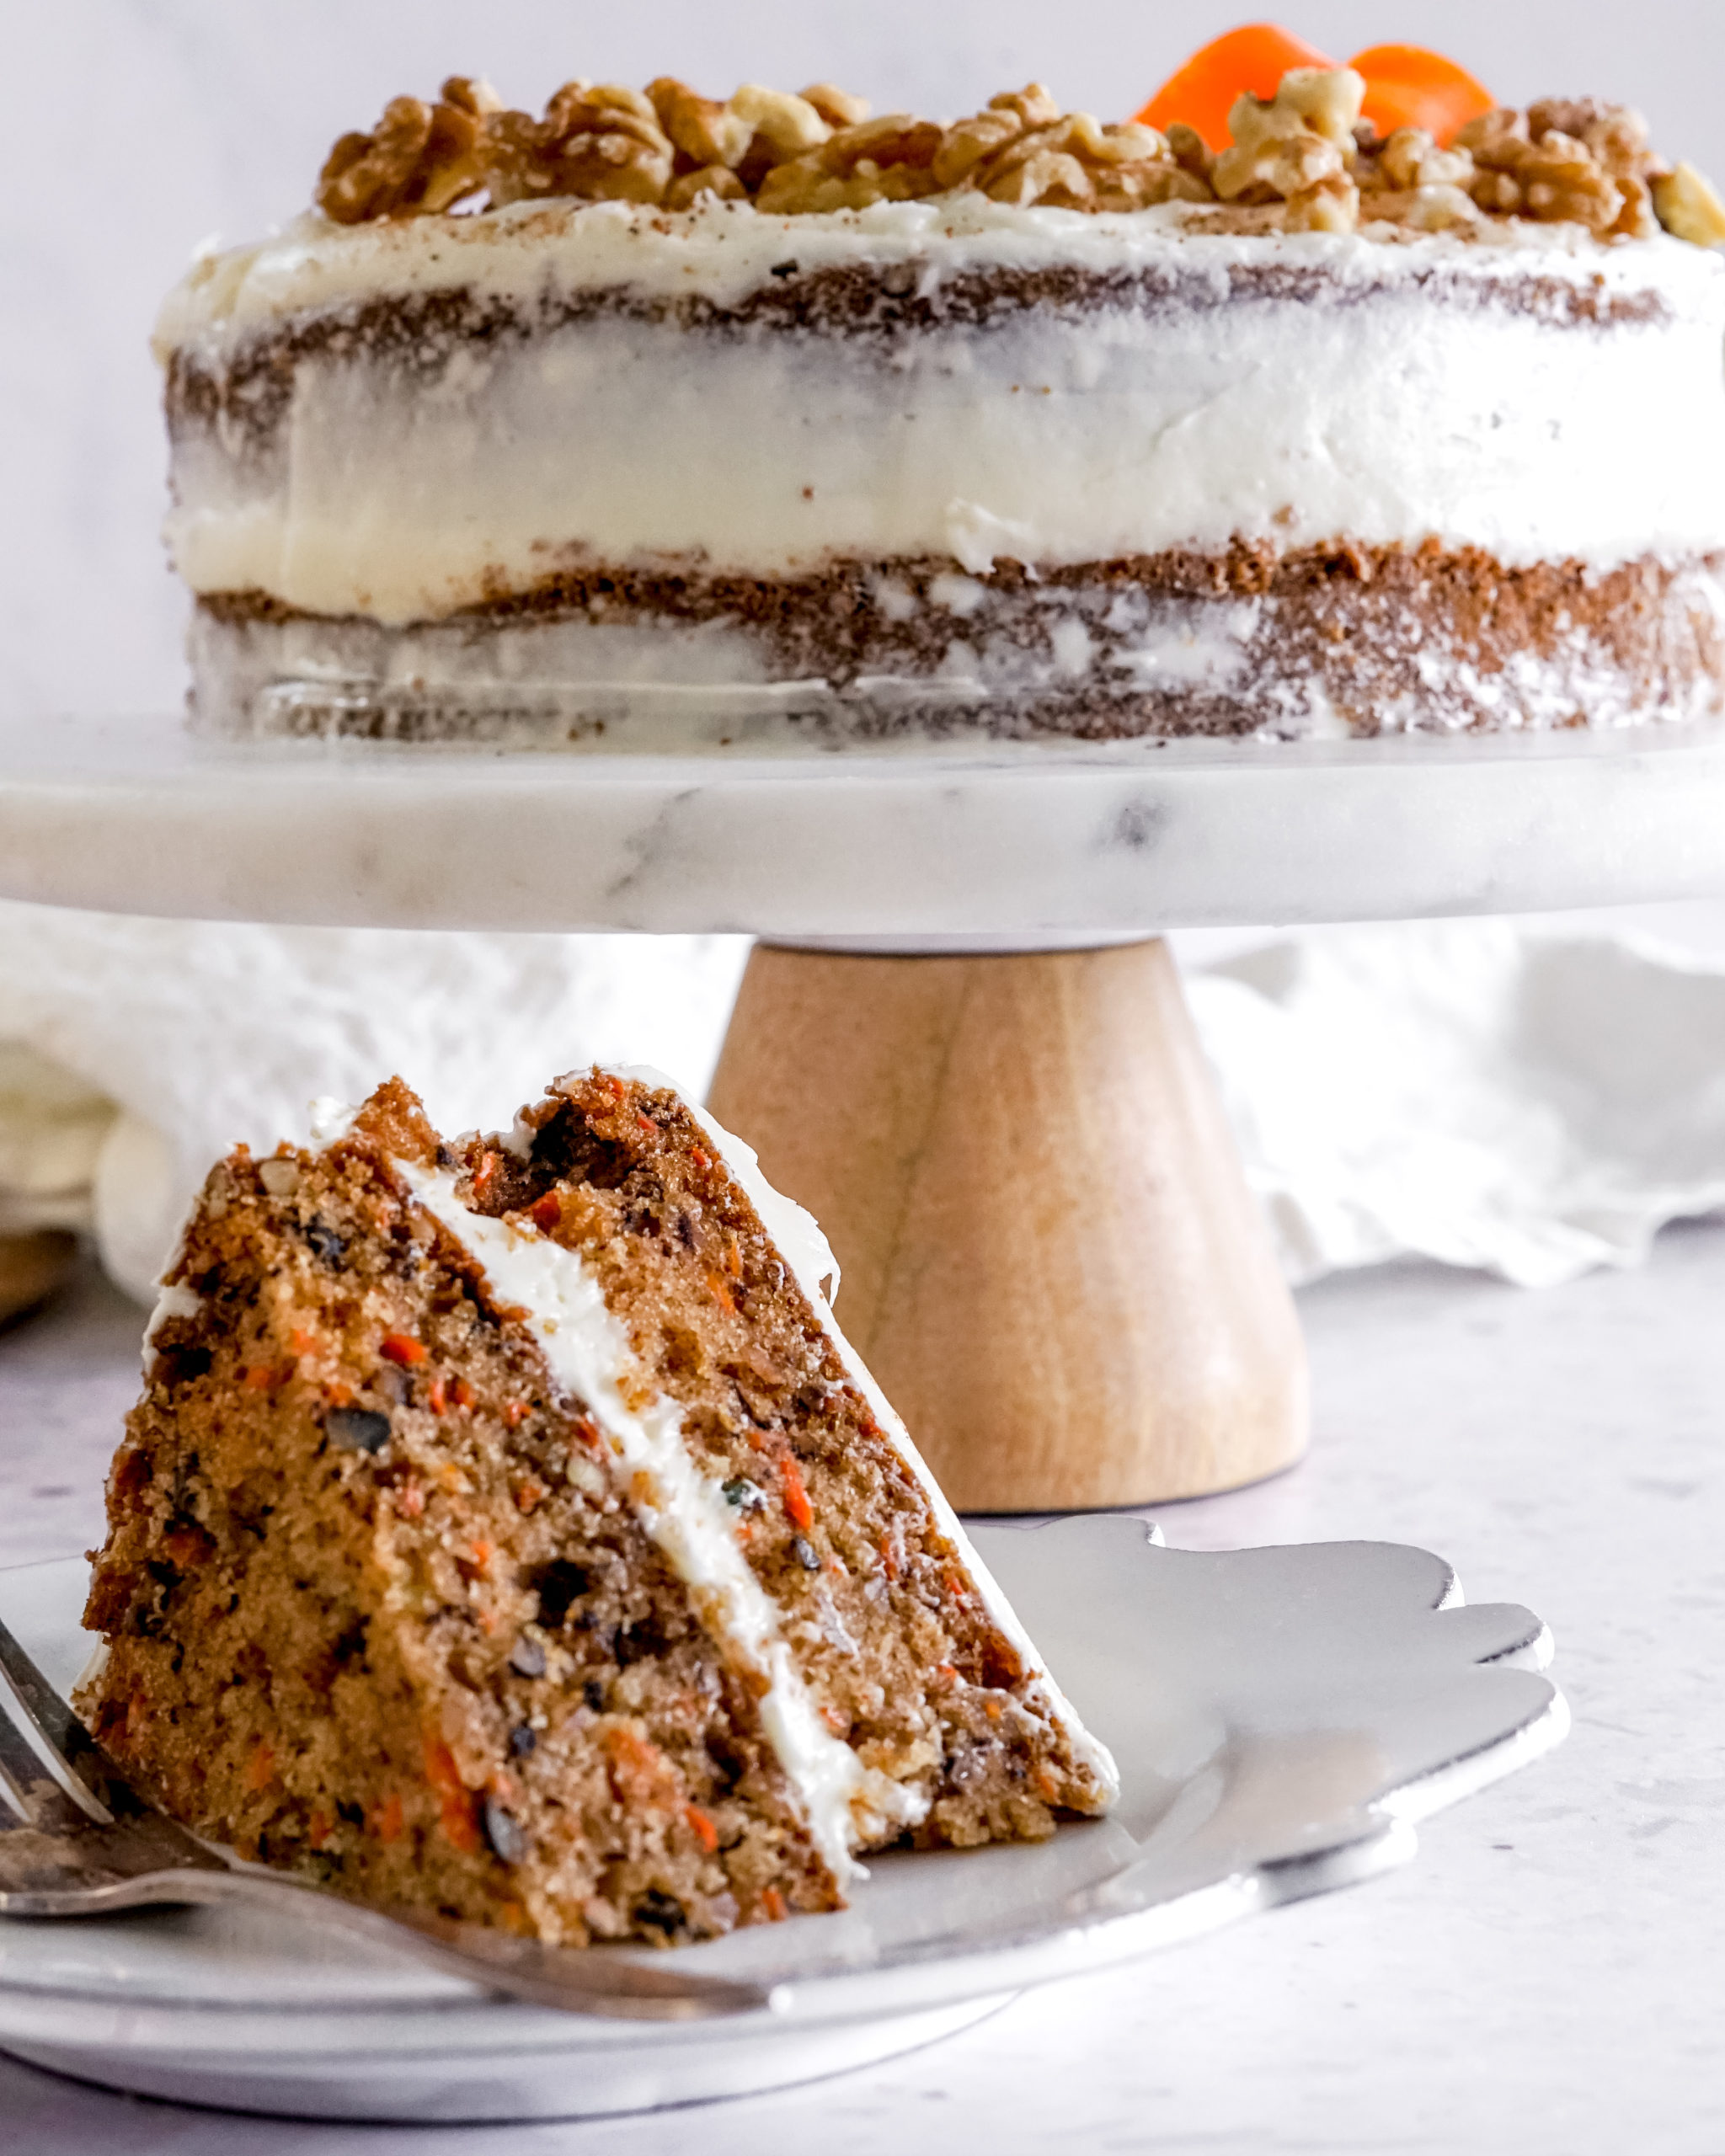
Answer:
[
  {"left": 77, "top": 1068, "right": 1114, "bottom": 1944},
  {"left": 159, "top": 62, "right": 1725, "bottom": 747}
]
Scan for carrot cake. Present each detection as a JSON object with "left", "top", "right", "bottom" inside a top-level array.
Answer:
[
  {"left": 158, "top": 44, "right": 1725, "bottom": 746},
  {"left": 77, "top": 1068, "right": 1116, "bottom": 1945}
]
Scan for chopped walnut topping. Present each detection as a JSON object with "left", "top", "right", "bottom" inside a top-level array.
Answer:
[
  {"left": 1451, "top": 102, "right": 1664, "bottom": 240},
  {"left": 647, "top": 77, "right": 754, "bottom": 171},
  {"left": 317, "top": 84, "right": 494, "bottom": 221},
  {"left": 756, "top": 114, "right": 944, "bottom": 215},
  {"left": 311, "top": 66, "right": 1725, "bottom": 248},
  {"left": 1210, "top": 67, "right": 1364, "bottom": 232},
  {"left": 1653, "top": 163, "right": 1725, "bottom": 248},
  {"left": 801, "top": 83, "right": 873, "bottom": 130}
]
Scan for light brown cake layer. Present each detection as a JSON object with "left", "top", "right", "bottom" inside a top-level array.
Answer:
[
  {"left": 80, "top": 1105, "right": 837, "bottom": 1944},
  {"left": 190, "top": 542, "right": 1725, "bottom": 744},
  {"left": 78, "top": 1074, "right": 1108, "bottom": 1945}
]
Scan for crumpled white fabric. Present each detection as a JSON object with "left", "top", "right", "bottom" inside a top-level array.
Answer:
[
  {"left": 3, "top": 903, "right": 1723, "bottom": 1305},
  {"left": 1186, "top": 921, "right": 1725, "bottom": 1287},
  {"left": 0, "top": 899, "right": 747, "bottom": 1302}
]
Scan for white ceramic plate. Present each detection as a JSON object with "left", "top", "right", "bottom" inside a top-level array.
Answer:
[
  {"left": 0, "top": 1520, "right": 1565, "bottom": 2122},
  {"left": 1, "top": 712, "right": 1723, "bottom": 941}
]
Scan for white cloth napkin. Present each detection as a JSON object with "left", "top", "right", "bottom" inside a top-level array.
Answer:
[
  {"left": 0, "top": 901, "right": 747, "bottom": 1302},
  {"left": 1185, "top": 921, "right": 1725, "bottom": 1288},
  {"left": 3, "top": 900, "right": 1722, "bottom": 1305}
]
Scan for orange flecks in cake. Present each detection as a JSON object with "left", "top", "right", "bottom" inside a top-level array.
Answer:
[
  {"left": 375, "top": 1793, "right": 405, "bottom": 1844},
  {"left": 397, "top": 1476, "right": 425, "bottom": 1519},
  {"left": 820, "top": 1704, "right": 848, "bottom": 1735},
  {"left": 779, "top": 1457, "right": 813, "bottom": 1532},
  {"left": 468, "top": 1539, "right": 494, "bottom": 1576},
  {"left": 689, "top": 1146, "right": 712, "bottom": 1171},
  {"left": 705, "top": 1269, "right": 736, "bottom": 1314},
  {"left": 684, "top": 1803, "right": 719, "bottom": 1853},
  {"left": 323, "top": 1380, "right": 354, "bottom": 1408},
  {"left": 934, "top": 1662, "right": 959, "bottom": 1685},
  {"left": 243, "top": 1361, "right": 291, "bottom": 1391},
  {"left": 1348, "top": 43, "right": 1494, "bottom": 145},
  {"left": 288, "top": 1327, "right": 321, "bottom": 1358},
  {"left": 111, "top": 1449, "right": 152, "bottom": 1502},
  {"left": 427, "top": 1375, "right": 448, "bottom": 1414},
  {"left": 307, "top": 1807, "right": 334, "bottom": 1848},
  {"left": 1136, "top": 23, "right": 1336, "bottom": 147},
  {"left": 425, "top": 1734, "right": 482, "bottom": 1852},
  {"left": 604, "top": 1724, "right": 675, "bottom": 1807},
  {"left": 504, "top": 1400, "right": 528, "bottom": 1429},
  {"left": 381, "top": 1332, "right": 427, "bottom": 1367},
  {"left": 441, "top": 1795, "right": 480, "bottom": 1853},
  {"left": 243, "top": 1738, "right": 276, "bottom": 1793},
  {"left": 451, "top": 1377, "right": 474, "bottom": 1411},
  {"left": 161, "top": 1520, "right": 213, "bottom": 1569},
  {"left": 985, "top": 1698, "right": 1005, "bottom": 1722},
  {"left": 471, "top": 1150, "right": 499, "bottom": 1201},
  {"left": 878, "top": 1535, "right": 899, "bottom": 1582},
  {"left": 634, "top": 1111, "right": 657, "bottom": 1137},
  {"left": 761, "top": 1886, "right": 788, "bottom": 1923},
  {"left": 513, "top": 1481, "right": 546, "bottom": 1514},
  {"left": 571, "top": 1414, "right": 603, "bottom": 1454},
  {"left": 530, "top": 1192, "right": 562, "bottom": 1233},
  {"left": 724, "top": 1233, "right": 743, "bottom": 1278}
]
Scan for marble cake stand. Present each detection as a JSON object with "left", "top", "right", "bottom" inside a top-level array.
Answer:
[{"left": 4, "top": 710, "right": 1725, "bottom": 1508}]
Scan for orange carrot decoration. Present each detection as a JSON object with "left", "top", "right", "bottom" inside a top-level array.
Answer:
[
  {"left": 1136, "top": 24, "right": 1337, "bottom": 148},
  {"left": 1135, "top": 25, "right": 1496, "bottom": 153},
  {"left": 1347, "top": 44, "right": 1495, "bottom": 146}
]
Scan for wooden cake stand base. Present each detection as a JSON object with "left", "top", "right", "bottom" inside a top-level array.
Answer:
[{"left": 708, "top": 937, "right": 1306, "bottom": 1512}]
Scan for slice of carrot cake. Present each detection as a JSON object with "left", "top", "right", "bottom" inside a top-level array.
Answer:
[{"left": 77, "top": 1067, "right": 1115, "bottom": 1945}]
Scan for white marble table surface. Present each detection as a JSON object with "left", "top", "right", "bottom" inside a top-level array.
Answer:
[{"left": 3, "top": 1229, "right": 1723, "bottom": 2154}]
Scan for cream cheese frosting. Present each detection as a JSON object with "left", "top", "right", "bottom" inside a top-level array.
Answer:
[{"left": 162, "top": 200, "right": 1725, "bottom": 627}]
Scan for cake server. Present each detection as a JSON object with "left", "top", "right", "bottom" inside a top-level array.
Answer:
[{"left": 0, "top": 1616, "right": 774, "bottom": 2022}]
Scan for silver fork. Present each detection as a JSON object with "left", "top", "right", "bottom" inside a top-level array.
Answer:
[{"left": 0, "top": 1617, "right": 773, "bottom": 2022}]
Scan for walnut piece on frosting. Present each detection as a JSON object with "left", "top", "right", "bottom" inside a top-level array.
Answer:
[
  {"left": 1653, "top": 163, "right": 1725, "bottom": 248},
  {"left": 1210, "top": 66, "right": 1364, "bottom": 232},
  {"left": 312, "top": 66, "right": 1725, "bottom": 247},
  {"left": 1447, "top": 101, "right": 1664, "bottom": 240}
]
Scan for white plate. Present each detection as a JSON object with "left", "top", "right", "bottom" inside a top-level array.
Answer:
[
  {"left": 0, "top": 1520, "right": 1565, "bottom": 2121},
  {"left": 1, "top": 712, "right": 1724, "bottom": 942}
]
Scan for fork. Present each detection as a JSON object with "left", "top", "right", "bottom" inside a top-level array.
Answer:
[{"left": 0, "top": 1617, "right": 773, "bottom": 2022}]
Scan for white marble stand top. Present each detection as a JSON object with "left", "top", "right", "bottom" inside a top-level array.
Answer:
[
  {"left": 3, "top": 714, "right": 1725, "bottom": 942},
  {"left": 5, "top": 1219, "right": 1723, "bottom": 2155}
]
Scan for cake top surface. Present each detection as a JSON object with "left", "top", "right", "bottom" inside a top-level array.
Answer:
[
  {"left": 304, "top": 63, "right": 1717, "bottom": 248},
  {"left": 158, "top": 188, "right": 1725, "bottom": 358},
  {"left": 158, "top": 35, "right": 1725, "bottom": 355}
]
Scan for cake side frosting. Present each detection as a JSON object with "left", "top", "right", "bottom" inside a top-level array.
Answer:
[{"left": 163, "top": 205, "right": 1725, "bottom": 626}]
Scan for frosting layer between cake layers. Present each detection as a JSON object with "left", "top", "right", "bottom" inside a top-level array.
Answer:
[
  {"left": 163, "top": 196, "right": 1725, "bottom": 744},
  {"left": 303, "top": 1078, "right": 1117, "bottom": 1881}
]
